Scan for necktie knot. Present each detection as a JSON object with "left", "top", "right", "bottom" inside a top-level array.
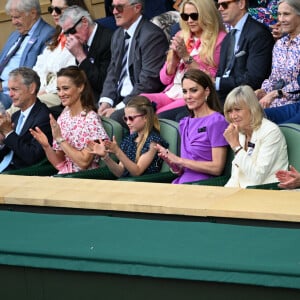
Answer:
[{"left": 124, "top": 32, "right": 130, "bottom": 40}]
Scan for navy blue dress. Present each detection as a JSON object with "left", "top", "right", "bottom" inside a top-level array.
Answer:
[{"left": 120, "top": 130, "right": 168, "bottom": 177}]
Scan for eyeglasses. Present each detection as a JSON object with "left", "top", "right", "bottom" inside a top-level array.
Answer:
[
  {"left": 63, "top": 17, "right": 83, "bottom": 35},
  {"left": 123, "top": 114, "right": 145, "bottom": 122},
  {"left": 48, "top": 6, "right": 65, "bottom": 15},
  {"left": 180, "top": 13, "right": 199, "bottom": 21},
  {"left": 110, "top": 3, "right": 137, "bottom": 13},
  {"left": 217, "top": 0, "right": 238, "bottom": 9}
]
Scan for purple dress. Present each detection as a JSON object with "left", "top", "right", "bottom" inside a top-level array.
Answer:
[{"left": 173, "top": 112, "right": 228, "bottom": 184}]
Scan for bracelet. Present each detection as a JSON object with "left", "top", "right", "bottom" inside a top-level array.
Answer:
[
  {"left": 101, "top": 153, "right": 109, "bottom": 161},
  {"left": 234, "top": 146, "right": 243, "bottom": 155}
]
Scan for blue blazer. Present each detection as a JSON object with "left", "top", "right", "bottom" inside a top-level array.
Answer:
[{"left": 0, "top": 18, "right": 54, "bottom": 74}]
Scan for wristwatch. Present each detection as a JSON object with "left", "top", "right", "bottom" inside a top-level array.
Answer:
[
  {"left": 277, "top": 89, "right": 283, "bottom": 98},
  {"left": 56, "top": 137, "right": 66, "bottom": 145},
  {"left": 184, "top": 56, "right": 193, "bottom": 65}
]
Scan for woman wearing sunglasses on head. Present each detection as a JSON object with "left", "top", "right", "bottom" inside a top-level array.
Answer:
[
  {"left": 26, "top": 0, "right": 88, "bottom": 117},
  {"left": 30, "top": 66, "right": 108, "bottom": 174},
  {"left": 87, "top": 96, "right": 168, "bottom": 178},
  {"left": 141, "top": 0, "right": 226, "bottom": 116}
]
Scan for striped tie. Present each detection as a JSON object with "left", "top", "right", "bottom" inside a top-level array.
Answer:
[
  {"left": 0, "top": 34, "right": 27, "bottom": 76},
  {"left": 117, "top": 32, "right": 130, "bottom": 96}
]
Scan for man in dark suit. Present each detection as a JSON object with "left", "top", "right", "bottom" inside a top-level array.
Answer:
[
  {"left": 0, "top": 67, "right": 51, "bottom": 172},
  {"left": 215, "top": 0, "right": 274, "bottom": 103},
  {"left": 98, "top": 0, "right": 169, "bottom": 125},
  {"left": 0, "top": 0, "right": 54, "bottom": 109},
  {"left": 59, "top": 5, "right": 113, "bottom": 103}
]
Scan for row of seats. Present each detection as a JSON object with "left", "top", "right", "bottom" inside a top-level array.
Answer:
[{"left": 3, "top": 120, "right": 300, "bottom": 190}]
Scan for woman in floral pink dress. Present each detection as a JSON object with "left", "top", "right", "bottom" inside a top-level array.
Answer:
[{"left": 30, "top": 66, "right": 108, "bottom": 174}]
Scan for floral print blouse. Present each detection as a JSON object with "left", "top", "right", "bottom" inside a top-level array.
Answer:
[
  {"left": 53, "top": 108, "right": 108, "bottom": 173},
  {"left": 261, "top": 33, "right": 300, "bottom": 107}
]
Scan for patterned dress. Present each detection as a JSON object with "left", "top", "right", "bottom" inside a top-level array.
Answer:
[
  {"left": 53, "top": 108, "right": 108, "bottom": 173},
  {"left": 261, "top": 33, "right": 300, "bottom": 107},
  {"left": 120, "top": 130, "right": 168, "bottom": 177}
]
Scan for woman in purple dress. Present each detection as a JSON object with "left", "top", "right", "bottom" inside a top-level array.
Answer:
[{"left": 156, "top": 69, "right": 228, "bottom": 184}]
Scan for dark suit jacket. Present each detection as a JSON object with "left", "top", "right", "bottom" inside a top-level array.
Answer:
[
  {"left": 0, "top": 99, "right": 52, "bottom": 171},
  {"left": 78, "top": 24, "right": 113, "bottom": 102},
  {"left": 216, "top": 15, "right": 274, "bottom": 103},
  {"left": 100, "top": 16, "right": 169, "bottom": 106}
]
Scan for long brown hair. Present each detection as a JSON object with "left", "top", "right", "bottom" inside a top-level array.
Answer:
[
  {"left": 182, "top": 69, "right": 223, "bottom": 116},
  {"left": 57, "top": 66, "right": 95, "bottom": 112}
]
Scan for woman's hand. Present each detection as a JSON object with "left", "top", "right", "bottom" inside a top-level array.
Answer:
[
  {"left": 156, "top": 144, "right": 182, "bottom": 172},
  {"left": 86, "top": 139, "right": 107, "bottom": 157},
  {"left": 259, "top": 90, "right": 278, "bottom": 109},
  {"left": 49, "top": 113, "right": 62, "bottom": 140},
  {"left": 255, "top": 88, "right": 266, "bottom": 100},
  {"left": 30, "top": 127, "right": 50, "bottom": 148},
  {"left": 103, "top": 136, "right": 120, "bottom": 155},
  {"left": 170, "top": 35, "right": 189, "bottom": 60},
  {"left": 276, "top": 165, "right": 300, "bottom": 189},
  {"left": 223, "top": 123, "right": 240, "bottom": 149}
]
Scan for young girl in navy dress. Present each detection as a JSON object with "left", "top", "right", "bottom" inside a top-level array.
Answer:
[{"left": 87, "top": 96, "right": 168, "bottom": 178}]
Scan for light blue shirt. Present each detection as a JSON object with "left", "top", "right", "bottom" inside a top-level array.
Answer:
[
  {"left": 100, "top": 15, "right": 143, "bottom": 109},
  {"left": 2, "top": 19, "right": 42, "bottom": 94},
  {"left": 215, "top": 13, "right": 248, "bottom": 90}
]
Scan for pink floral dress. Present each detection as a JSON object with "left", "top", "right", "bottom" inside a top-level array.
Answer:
[{"left": 53, "top": 108, "right": 108, "bottom": 174}]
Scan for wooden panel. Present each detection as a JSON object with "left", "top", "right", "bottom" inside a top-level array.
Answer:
[{"left": 0, "top": 175, "right": 300, "bottom": 222}]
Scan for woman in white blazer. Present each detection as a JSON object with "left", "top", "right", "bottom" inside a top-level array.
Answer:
[{"left": 223, "top": 85, "right": 288, "bottom": 188}]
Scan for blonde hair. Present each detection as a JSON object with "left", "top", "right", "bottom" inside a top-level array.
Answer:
[
  {"left": 224, "top": 85, "right": 264, "bottom": 131},
  {"left": 179, "top": 0, "right": 225, "bottom": 67},
  {"left": 126, "top": 96, "right": 160, "bottom": 161}
]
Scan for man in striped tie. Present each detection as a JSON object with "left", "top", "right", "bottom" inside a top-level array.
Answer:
[
  {"left": 0, "top": 67, "right": 51, "bottom": 173},
  {"left": 98, "top": 0, "right": 169, "bottom": 126},
  {"left": 0, "top": 0, "right": 54, "bottom": 109}
]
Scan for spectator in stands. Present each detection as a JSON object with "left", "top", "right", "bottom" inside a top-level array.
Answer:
[
  {"left": 256, "top": 0, "right": 300, "bottom": 122},
  {"left": 30, "top": 66, "right": 108, "bottom": 174},
  {"left": 97, "top": 0, "right": 169, "bottom": 127},
  {"left": 151, "top": 0, "right": 182, "bottom": 41},
  {"left": 156, "top": 69, "right": 228, "bottom": 184},
  {"left": 158, "top": 0, "right": 275, "bottom": 121},
  {"left": 59, "top": 5, "right": 113, "bottom": 103},
  {"left": 215, "top": 0, "right": 275, "bottom": 104},
  {"left": 142, "top": 0, "right": 226, "bottom": 117},
  {"left": 276, "top": 166, "right": 300, "bottom": 189},
  {"left": 0, "top": 0, "right": 54, "bottom": 109},
  {"left": 87, "top": 96, "right": 168, "bottom": 178},
  {"left": 223, "top": 85, "right": 288, "bottom": 188},
  {"left": 0, "top": 68, "right": 51, "bottom": 173},
  {"left": 7, "top": 0, "right": 89, "bottom": 117}
]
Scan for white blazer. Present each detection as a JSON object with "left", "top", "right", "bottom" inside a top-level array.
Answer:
[{"left": 225, "top": 118, "right": 288, "bottom": 188}]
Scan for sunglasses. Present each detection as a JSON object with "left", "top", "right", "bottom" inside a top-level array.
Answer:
[
  {"left": 110, "top": 2, "right": 137, "bottom": 13},
  {"left": 123, "top": 114, "right": 145, "bottom": 122},
  {"left": 217, "top": 0, "right": 237, "bottom": 9},
  {"left": 63, "top": 17, "right": 83, "bottom": 35},
  {"left": 48, "top": 6, "right": 65, "bottom": 15},
  {"left": 180, "top": 13, "right": 199, "bottom": 21}
]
